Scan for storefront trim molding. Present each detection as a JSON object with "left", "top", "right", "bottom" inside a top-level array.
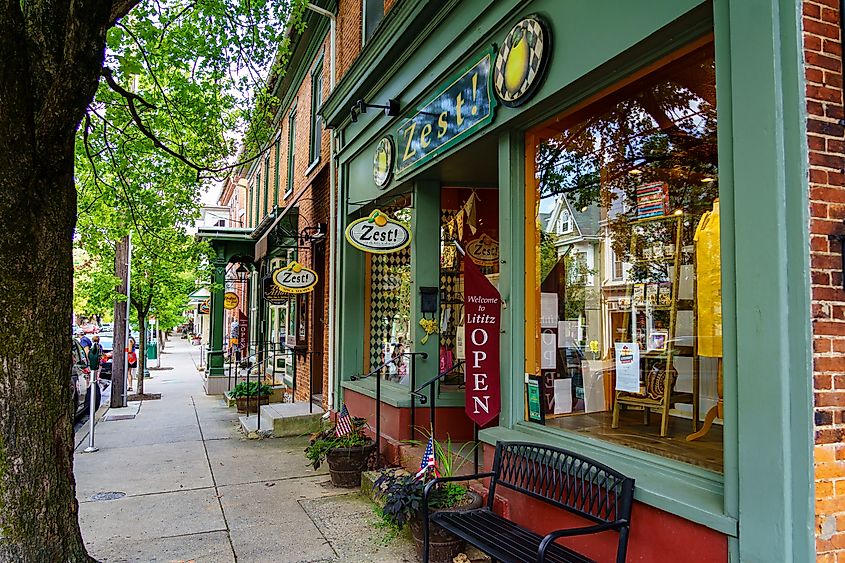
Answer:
[
  {"left": 479, "top": 423, "right": 736, "bottom": 537},
  {"left": 341, "top": 378, "right": 467, "bottom": 409}
]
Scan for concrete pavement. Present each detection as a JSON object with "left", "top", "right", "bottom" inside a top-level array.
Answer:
[{"left": 74, "top": 337, "right": 416, "bottom": 563}]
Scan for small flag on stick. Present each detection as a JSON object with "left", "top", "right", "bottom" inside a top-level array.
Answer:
[
  {"left": 415, "top": 436, "right": 439, "bottom": 480},
  {"left": 335, "top": 404, "right": 353, "bottom": 437}
]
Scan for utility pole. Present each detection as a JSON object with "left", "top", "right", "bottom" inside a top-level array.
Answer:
[{"left": 111, "top": 235, "right": 129, "bottom": 407}]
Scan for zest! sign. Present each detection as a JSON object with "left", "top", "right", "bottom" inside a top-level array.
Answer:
[
  {"left": 395, "top": 49, "right": 496, "bottom": 178},
  {"left": 345, "top": 209, "right": 411, "bottom": 254},
  {"left": 272, "top": 262, "right": 318, "bottom": 294}
]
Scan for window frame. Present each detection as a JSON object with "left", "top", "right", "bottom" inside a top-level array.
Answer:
[
  {"left": 309, "top": 54, "right": 324, "bottom": 168},
  {"left": 361, "top": 0, "right": 385, "bottom": 46},
  {"left": 286, "top": 103, "right": 297, "bottom": 198}
]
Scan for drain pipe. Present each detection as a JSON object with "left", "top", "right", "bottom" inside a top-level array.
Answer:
[{"left": 305, "top": 2, "right": 337, "bottom": 411}]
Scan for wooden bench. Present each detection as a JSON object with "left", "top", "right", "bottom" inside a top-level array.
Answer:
[{"left": 422, "top": 441, "right": 635, "bottom": 563}]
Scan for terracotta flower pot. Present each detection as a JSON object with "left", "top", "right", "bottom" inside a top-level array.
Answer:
[
  {"left": 409, "top": 490, "right": 483, "bottom": 563},
  {"left": 235, "top": 394, "right": 269, "bottom": 414},
  {"left": 325, "top": 442, "right": 376, "bottom": 487}
]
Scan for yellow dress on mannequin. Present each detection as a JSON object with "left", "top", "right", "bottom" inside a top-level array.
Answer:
[{"left": 688, "top": 199, "right": 723, "bottom": 441}]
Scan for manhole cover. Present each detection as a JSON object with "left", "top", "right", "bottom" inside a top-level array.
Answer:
[
  {"left": 102, "top": 414, "right": 135, "bottom": 421},
  {"left": 90, "top": 491, "right": 126, "bottom": 502}
]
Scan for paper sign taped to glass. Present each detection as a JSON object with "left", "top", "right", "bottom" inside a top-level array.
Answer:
[{"left": 614, "top": 342, "right": 641, "bottom": 393}]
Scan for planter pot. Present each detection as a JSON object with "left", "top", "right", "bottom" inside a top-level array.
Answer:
[
  {"left": 409, "top": 490, "right": 483, "bottom": 563},
  {"left": 235, "top": 395, "right": 270, "bottom": 414},
  {"left": 326, "top": 442, "right": 376, "bottom": 488}
]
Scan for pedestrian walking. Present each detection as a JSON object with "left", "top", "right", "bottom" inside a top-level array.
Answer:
[
  {"left": 126, "top": 337, "right": 137, "bottom": 391},
  {"left": 79, "top": 331, "right": 92, "bottom": 357}
]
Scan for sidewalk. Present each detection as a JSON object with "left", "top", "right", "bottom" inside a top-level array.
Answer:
[{"left": 74, "top": 337, "right": 415, "bottom": 563}]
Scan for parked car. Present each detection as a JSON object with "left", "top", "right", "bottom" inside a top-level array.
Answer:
[
  {"left": 97, "top": 333, "right": 114, "bottom": 379},
  {"left": 100, "top": 322, "right": 113, "bottom": 332},
  {"left": 71, "top": 339, "right": 100, "bottom": 418}
]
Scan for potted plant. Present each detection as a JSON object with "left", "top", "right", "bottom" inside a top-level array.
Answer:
[
  {"left": 229, "top": 381, "right": 272, "bottom": 414},
  {"left": 375, "top": 436, "right": 482, "bottom": 563},
  {"left": 305, "top": 418, "right": 375, "bottom": 488}
]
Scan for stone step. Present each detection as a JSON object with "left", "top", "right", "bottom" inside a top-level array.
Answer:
[{"left": 238, "top": 401, "right": 324, "bottom": 437}]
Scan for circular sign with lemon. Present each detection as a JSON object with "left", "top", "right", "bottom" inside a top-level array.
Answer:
[
  {"left": 272, "top": 262, "right": 319, "bottom": 294},
  {"left": 493, "top": 16, "right": 550, "bottom": 107},
  {"left": 223, "top": 291, "right": 239, "bottom": 310},
  {"left": 345, "top": 209, "right": 412, "bottom": 254},
  {"left": 373, "top": 136, "right": 394, "bottom": 188}
]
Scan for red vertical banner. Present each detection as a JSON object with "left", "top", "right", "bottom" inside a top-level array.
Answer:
[
  {"left": 463, "top": 253, "right": 501, "bottom": 427},
  {"left": 238, "top": 310, "right": 249, "bottom": 353}
]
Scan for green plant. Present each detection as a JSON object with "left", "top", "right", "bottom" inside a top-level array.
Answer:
[
  {"left": 374, "top": 472, "right": 467, "bottom": 531},
  {"left": 303, "top": 417, "right": 371, "bottom": 470},
  {"left": 229, "top": 381, "right": 272, "bottom": 398},
  {"left": 407, "top": 428, "right": 478, "bottom": 479}
]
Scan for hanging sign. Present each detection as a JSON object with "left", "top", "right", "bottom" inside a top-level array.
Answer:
[
  {"left": 223, "top": 292, "right": 239, "bottom": 310},
  {"left": 345, "top": 209, "right": 412, "bottom": 254},
  {"left": 395, "top": 49, "right": 496, "bottom": 178},
  {"left": 463, "top": 251, "right": 501, "bottom": 427},
  {"left": 493, "top": 16, "right": 551, "bottom": 107},
  {"left": 238, "top": 310, "right": 249, "bottom": 352},
  {"left": 636, "top": 181, "right": 669, "bottom": 220},
  {"left": 466, "top": 233, "right": 499, "bottom": 266},
  {"left": 272, "top": 262, "right": 318, "bottom": 294},
  {"left": 199, "top": 300, "right": 210, "bottom": 314},
  {"left": 262, "top": 275, "right": 289, "bottom": 305}
]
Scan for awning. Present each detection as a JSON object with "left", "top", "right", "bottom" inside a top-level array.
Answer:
[
  {"left": 255, "top": 204, "right": 300, "bottom": 261},
  {"left": 187, "top": 287, "right": 211, "bottom": 304}
]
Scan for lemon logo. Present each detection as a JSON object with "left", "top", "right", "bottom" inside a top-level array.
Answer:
[
  {"left": 504, "top": 29, "right": 529, "bottom": 93},
  {"left": 373, "top": 136, "right": 394, "bottom": 188},
  {"left": 494, "top": 16, "right": 550, "bottom": 107}
]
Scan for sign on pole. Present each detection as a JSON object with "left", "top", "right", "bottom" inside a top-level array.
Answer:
[{"left": 463, "top": 251, "right": 501, "bottom": 427}]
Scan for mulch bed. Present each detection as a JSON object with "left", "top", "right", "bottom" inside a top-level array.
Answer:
[{"left": 126, "top": 393, "right": 161, "bottom": 401}]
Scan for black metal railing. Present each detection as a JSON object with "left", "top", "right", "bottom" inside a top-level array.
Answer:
[
  {"left": 351, "top": 351, "right": 427, "bottom": 466},
  {"left": 411, "top": 359, "right": 480, "bottom": 473}
]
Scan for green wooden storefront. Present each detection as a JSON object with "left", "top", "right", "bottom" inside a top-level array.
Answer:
[{"left": 323, "top": 1, "right": 813, "bottom": 560}]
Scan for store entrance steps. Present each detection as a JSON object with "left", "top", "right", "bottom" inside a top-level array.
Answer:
[{"left": 239, "top": 401, "right": 324, "bottom": 437}]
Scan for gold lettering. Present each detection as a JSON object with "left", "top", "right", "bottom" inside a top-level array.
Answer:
[
  {"left": 437, "top": 111, "right": 448, "bottom": 138},
  {"left": 456, "top": 93, "right": 465, "bottom": 126},
  {"left": 420, "top": 123, "right": 432, "bottom": 148},
  {"left": 401, "top": 122, "right": 417, "bottom": 161}
]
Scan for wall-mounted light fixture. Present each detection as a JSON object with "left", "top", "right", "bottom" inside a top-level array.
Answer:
[{"left": 350, "top": 99, "right": 400, "bottom": 122}]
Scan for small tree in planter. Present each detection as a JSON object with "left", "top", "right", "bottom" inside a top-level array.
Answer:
[
  {"left": 305, "top": 415, "right": 375, "bottom": 488},
  {"left": 230, "top": 381, "right": 272, "bottom": 414},
  {"left": 375, "top": 436, "right": 481, "bottom": 563}
]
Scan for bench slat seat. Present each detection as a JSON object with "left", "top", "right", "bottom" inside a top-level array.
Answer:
[{"left": 432, "top": 508, "right": 594, "bottom": 563}]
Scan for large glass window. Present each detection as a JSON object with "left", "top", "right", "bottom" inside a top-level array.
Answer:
[{"left": 526, "top": 42, "right": 723, "bottom": 473}]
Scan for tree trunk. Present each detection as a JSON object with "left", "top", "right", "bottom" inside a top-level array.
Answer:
[
  {"left": 0, "top": 158, "right": 95, "bottom": 560},
  {"left": 137, "top": 316, "right": 146, "bottom": 395},
  {"left": 111, "top": 236, "right": 129, "bottom": 407}
]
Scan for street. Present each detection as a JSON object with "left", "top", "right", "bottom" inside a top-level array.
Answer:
[{"left": 73, "top": 337, "right": 416, "bottom": 563}]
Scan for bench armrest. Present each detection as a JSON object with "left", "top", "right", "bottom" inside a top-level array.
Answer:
[{"left": 538, "top": 520, "right": 628, "bottom": 563}]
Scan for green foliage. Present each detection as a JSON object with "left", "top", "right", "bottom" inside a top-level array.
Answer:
[
  {"left": 229, "top": 381, "right": 272, "bottom": 398},
  {"left": 303, "top": 418, "right": 372, "bottom": 470},
  {"left": 374, "top": 431, "right": 475, "bottom": 531},
  {"left": 373, "top": 473, "right": 467, "bottom": 532}
]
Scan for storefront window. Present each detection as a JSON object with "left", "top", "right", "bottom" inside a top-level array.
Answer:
[
  {"left": 526, "top": 42, "right": 723, "bottom": 473},
  {"left": 367, "top": 206, "right": 412, "bottom": 385}
]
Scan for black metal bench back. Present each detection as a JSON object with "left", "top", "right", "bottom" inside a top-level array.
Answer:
[{"left": 490, "top": 442, "right": 634, "bottom": 526}]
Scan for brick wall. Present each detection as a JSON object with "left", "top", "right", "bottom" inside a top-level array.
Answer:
[{"left": 805, "top": 0, "right": 845, "bottom": 559}]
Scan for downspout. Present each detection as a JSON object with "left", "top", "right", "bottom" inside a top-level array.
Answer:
[{"left": 305, "top": 3, "right": 337, "bottom": 410}]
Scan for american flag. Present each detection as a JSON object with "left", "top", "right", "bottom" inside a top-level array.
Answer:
[
  {"left": 415, "top": 436, "right": 439, "bottom": 479},
  {"left": 335, "top": 404, "right": 353, "bottom": 437}
]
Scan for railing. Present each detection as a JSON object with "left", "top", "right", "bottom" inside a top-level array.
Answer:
[
  {"left": 351, "top": 351, "right": 428, "bottom": 466},
  {"left": 411, "top": 360, "right": 480, "bottom": 473}
]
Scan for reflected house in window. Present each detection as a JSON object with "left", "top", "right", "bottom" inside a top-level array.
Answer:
[{"left": 540, "top": 194, "right": 601, "bottom": 350}]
